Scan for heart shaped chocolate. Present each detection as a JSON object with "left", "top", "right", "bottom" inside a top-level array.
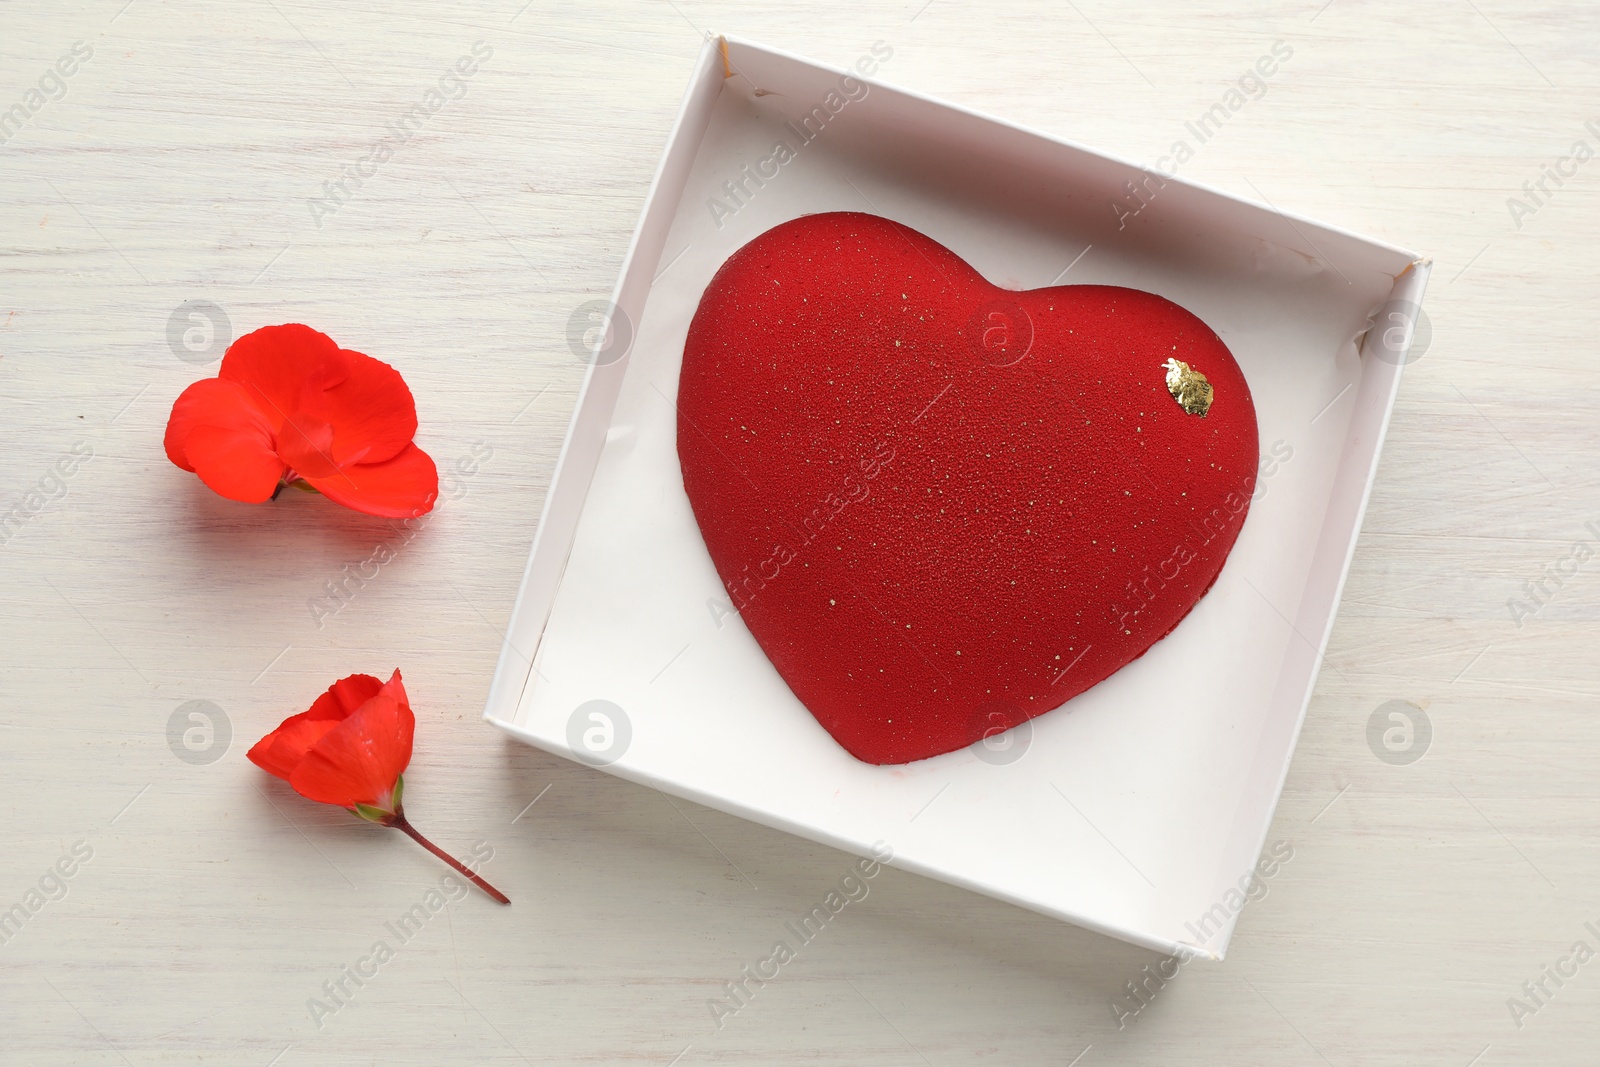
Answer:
[{"left": 678, "top": 212, "right": 1258, "bottom": 764}]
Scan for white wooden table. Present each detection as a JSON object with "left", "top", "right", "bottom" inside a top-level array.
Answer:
[{"left": 3, "top": 2, "right": 1596, "bottom": 1063}]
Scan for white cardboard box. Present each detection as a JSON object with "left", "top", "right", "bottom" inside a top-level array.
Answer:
[{"left": 483, "top": 34, "right": 1430, "bottom": 957}]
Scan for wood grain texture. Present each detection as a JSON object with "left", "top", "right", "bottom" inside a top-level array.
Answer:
[{"left": 1, "top": 1, "right": 1596, "bottom": 1063}]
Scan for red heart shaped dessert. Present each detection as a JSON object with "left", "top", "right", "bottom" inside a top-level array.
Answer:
[{"left": 677, "top": 212, "right": 1258, "bottom": 765}]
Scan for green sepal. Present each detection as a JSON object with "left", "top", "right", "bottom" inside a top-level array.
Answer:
[
  {"left": 353, "top": 803, "right": 393, "bottom": 824},
  {"left": 391, "top": 774, "right": 404, "bottom": 812}
]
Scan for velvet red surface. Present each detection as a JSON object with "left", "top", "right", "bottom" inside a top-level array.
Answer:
[{"left": 678, "top": 212, "right": 1258, "bottom": 764}]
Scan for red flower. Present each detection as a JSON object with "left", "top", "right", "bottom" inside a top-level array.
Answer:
[
  {"left": 249, "top": 670, "right": 508, "bottom": 903},
  {"left": 164, "top": 324, "right": 438, "bottom": 518},
  {"left": 249, "top": 670, "right": 414, "bottom": 810}
]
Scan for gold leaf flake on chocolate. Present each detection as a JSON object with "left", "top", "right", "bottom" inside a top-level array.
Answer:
[{"left": 1163, "top": 357, "right": 1213, "bottom": 417}]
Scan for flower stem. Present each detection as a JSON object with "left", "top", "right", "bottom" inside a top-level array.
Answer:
[{"left": 391, "top": 814, "right": 510, "bottom": 904}]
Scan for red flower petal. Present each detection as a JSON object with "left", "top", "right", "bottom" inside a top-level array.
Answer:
[
  {"left": 185, "top": 424, "right": 287, "bottom": 503},
  {"left": 305, "top": 442, "right": 438, "bottom": 519},
  {"left": 164, "top": 377, "right": 273, "bottom": 473},
  {"left": 221, "top": 324, "right": 418, "bottom": 468},
  {"left": 246, "top": 673, "right": 384, "bottom": 780},
  {"left": 302, "top": 348, "right": 418, "bottom": 468},
  {"left": 247, "top": 717, "right": 342, "bottom": 781},
  {"left": 276, "top": 415, "right": 340, "bottom": 481},
  {"left": 310, "top": 672, "right": 387, "bottom": 720},
  {"left": 288, "top": 671, "right": 415, "bottom": 808},
  {"left": 219, "top": 324, "right": 344, "bottom": 429}
]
